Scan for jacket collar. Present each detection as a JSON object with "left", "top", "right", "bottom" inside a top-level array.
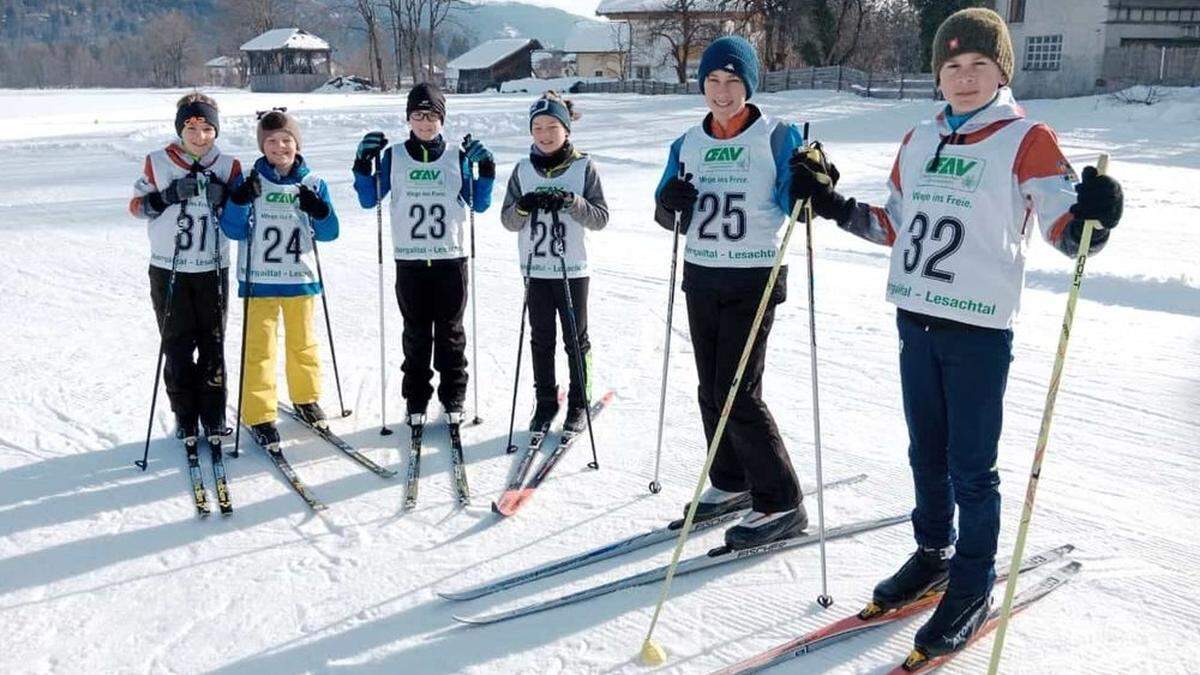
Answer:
[
  {"left": 254, "top": 154, "right": 310, "bottom": 183},
  {"left": 934, "top": 87, "right": 1024, "bottom": 136}
]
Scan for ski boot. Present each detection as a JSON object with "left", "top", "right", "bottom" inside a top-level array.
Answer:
[
  {"left": 861, "top": 545, "right": 953, "bottom": 619},
  {"left": 724, "top": 504, "right": 808, "bottom": 550}
]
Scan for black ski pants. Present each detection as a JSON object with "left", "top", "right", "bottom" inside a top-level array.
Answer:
[
  {"left": 395, "top": 259, "right": 469, "bottom": 414},
  {"left": 684, "top": 268, "right": 800, "bottom": 514},
  {"left": 148, "top": 265, "right": 229, "bottom": 429},
  {"left": 527, "top": 276, "right": 590, "bottom": 409}
]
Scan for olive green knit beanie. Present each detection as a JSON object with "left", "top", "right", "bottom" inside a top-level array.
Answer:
[{"left": 932, "top": 8, "right": 1014, "bottom": 85}]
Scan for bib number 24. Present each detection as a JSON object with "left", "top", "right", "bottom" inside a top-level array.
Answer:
[{"left": 901, "top": 212, "right": 963, "bottom": 282}]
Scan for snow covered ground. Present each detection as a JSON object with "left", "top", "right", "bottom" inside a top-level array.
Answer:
[{"left": 1, "top": 86, "right": 1198, "bottom": 674}]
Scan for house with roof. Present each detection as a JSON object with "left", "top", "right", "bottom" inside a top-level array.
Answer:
[
  {"left": 446, "top": 38, "right": 544, "bottom": 93},
  {"left": 563, "top": 21, "right": 631, "bottom": 79},
  {"left": 595, "top": 0, "right": 749, "bottom": 82},
  {"left": 994, "top": 0, "right": 1200, "bottom": 98},
  {"left": 240, "top": 28, "right": 333, "bottom": 93},
  {"left": 205, "top": 56, "right": 242, "bottom": 88}
]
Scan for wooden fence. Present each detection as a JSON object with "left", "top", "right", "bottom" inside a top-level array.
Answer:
[{"left": 575, "top": 65, "right": 938, "bottom": 99}]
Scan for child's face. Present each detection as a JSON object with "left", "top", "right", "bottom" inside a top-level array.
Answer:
[
  {"left": 704, "top": 70, "right": 747, "bottom": 121},
  {"left": 180, "top": 119, "right": 216, "bottom": 156},
  {"left": 939, "top": 52, "right": 1006, "bottom": 114},
  {"left": 408, "top": 111, "right": 443, "bottom": 142},
  {"left": 531, "top": 116, "right": 567, "bottom": 154},
  {"left": 263, "top": 130, "right": 297, "bottom": 170}
]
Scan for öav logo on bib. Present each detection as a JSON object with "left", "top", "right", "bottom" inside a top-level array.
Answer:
[
  {"left": 265, "top": 192, "right": 298, "bottom": 204},
  {"left": 919, "top": 155, "right": 986, "bottom": 192},
  {"left": 408, "top": 168, "right": 443, "bottom": 183},
  {"left": 703, "top": 145, "right": 749, "bottom": 171}
]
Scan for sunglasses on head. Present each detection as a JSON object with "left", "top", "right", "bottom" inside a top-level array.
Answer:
[{"left": 255, "top": 106, "right": 288, "bottom": 120}]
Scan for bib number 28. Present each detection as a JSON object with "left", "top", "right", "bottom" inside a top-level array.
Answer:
[{"left": 901, "top": 212, "right": 963, "bottom": 282}]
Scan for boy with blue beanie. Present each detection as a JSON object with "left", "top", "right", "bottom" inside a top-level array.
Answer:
[{"left": 653, "top": 35, "right": 810, "bottom": 550}]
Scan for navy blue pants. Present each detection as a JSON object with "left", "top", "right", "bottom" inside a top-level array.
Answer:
[{"left": 897, "top": 309, "right": 1012, "bottom": 596}]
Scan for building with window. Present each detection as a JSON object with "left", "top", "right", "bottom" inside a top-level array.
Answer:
[
  {"left": 563, "top": 21, "right": 631, "bottom": 79},
  {"left": 240, "top": 28, "right": 333, "bottom": 93},
  {"left": 595, "top": 0, "right": 750, "bottom": 83},
  {"left": 994, "top": 0, "right": 1200, "bottom": 98},
  {"left": 446, "top": 38, "right": 543, "bottom": 93}
]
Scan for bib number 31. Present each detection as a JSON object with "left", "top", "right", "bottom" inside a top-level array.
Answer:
[{"left": 902, "top": 212, "right": 963, "bottom": 283}]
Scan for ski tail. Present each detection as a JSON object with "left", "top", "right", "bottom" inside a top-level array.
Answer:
[
  {"left": 185, "top": 438, "right": 211, "bottom": 517},
  {"left": 208, "top": 435, "right": 232, "bottom": 516}
]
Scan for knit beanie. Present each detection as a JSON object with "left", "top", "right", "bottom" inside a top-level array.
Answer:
[
  {"left": 257, "top": 110, "right": 301, "bottom": 152},
  {"left": 529, "top": 95, "right": 573, "bottom": 133},
  {"left": 932, "top": 8, "right": 1015, "bottom": 85},
  {"left": 407, "top": 82, "right": 447, "bottom": 121},
  {"left": 698, "top": 35, "right": 760, "bottom": 99},
  {"left": 175, "top": 100, "right": 220, "bottom": 138}
]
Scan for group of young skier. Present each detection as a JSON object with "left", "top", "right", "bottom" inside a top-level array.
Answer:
[{"left": 130, "top": 8, "right": 1123, "bottom": 662}]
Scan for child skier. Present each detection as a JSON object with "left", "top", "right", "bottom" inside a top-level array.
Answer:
[
  {"left": 788, "top": 8, "right": 1123, "bottom": 661},
  {"left": 130, "top": 92, "right": 240, "bottom": 441},
  {"left": 652, "top": 36, "right": 808, "bottom": 550},
  {"left": 500, "top": 91, "right": 609, "bottom": 433},
  {"left": 351, "top": 83, "right": 495, "bottom": 426},
  {"left": 219, "top": 109, "right": 341, "bottom": 447}
]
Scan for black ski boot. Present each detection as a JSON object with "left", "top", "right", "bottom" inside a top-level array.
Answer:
[
  {"left": 865, "top": 545, "right": 953, "bottom": 617},
  {"left": 529, "top": 396, "right": 560, "bottom": 432},
  {"left": 910, "top": 584, "right": 992, "bottom": 660},
  {"left": 294, "top": 401, "right": 328, "bottom": 429},
  {"left": 251, "top": 421, "right": 280, "bottom": 449},
  {"left": 563, "top": 405, "right": 587, "bottom": 433},
  {"left": 724, "top": 504, "right": 808, "bottom": 550},
  {"left": 682, "top": 485, "right": 753, "bottom": 523}
]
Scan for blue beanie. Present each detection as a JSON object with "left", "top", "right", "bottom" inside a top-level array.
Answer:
[
  {"left": 699, "top": 36, "right": 759, "bottom": 99},
  {"left": 530, "top": 95, "right": 572, "bottom": 133}
]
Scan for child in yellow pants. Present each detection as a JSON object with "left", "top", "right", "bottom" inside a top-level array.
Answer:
[{"left": 219, "top": 110, "right": 340, "bottom": 446}]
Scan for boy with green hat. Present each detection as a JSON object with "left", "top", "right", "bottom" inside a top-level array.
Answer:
[{"left": 789, "top": 7, "right": 1123, "bottom": 663}]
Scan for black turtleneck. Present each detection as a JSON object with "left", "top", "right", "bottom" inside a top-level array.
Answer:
[
  {"left": 404, "top": 132, "right": 446, "bottom": 163},
  {"left": 530, "top": 141, "right": 574, "bottom": 174}
]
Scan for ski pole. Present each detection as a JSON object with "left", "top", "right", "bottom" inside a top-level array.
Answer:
[
  {"left": 205, "top": 167, "right": 231, "bottom": 439},
  {"left": 232, "top": 171, "right": 259, "bottom": 458},
  {"left": 803, "top": 181, "right": 832, "bottom": 608},
  {"left": 649, "top": 161, "right": 688, "bottom": 494},
  {"left": 463, "top": 134, "right": 483, "bottom": 426},
  {"left": 136, "top": 195, "right": 190, "bottom": 470},
  {"left": 551, "top": 208, "right": 599, "bottom": 470},
  {"left": 639, "top": 134, "right": 813, "bottom": 667},
  {"left": 987, "top": 153, "right": 1110, "bottom": 675},
  {"left": 503, "top": 245, "right": 535, "bottom": 454},
  {"left": 376, "top": 156, "right": 394, "bottom": 436},
  {"left": 308, "top": 211, "right": 352, "bottom": 418}
]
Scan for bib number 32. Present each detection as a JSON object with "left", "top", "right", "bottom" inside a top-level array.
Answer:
[{"left": 902, "top": 212, "right": 963, "bottom": 282}]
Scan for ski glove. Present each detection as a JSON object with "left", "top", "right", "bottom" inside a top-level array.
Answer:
[
  {"left": 297, "top": 184, "right": 331, "bottom": 220},
  {"left": 517, "top": 191, "right": 542, "bottom": 215},
  {"left": 229, "top": 172, "right": 261, "bottom": 206},
  {"left": 1069, "top": 165, "right": 1123, "bottom": 230},
  {"left": 657, "top": 174, "right": 698, "bottom": 233},
  {"left": 205, "top": 175, "right": 228, "bottom": 211},
  {"left": 540, "top": 187, "right": 574, "bottom": 212},
  {"left": 788, "top": 144, "right": 854, "bottom": 222},
  {"left": 354, "top": 131, "right": 387, "bottom": 175},
  {"left": 463, "top": 139, "right": 493, "bottom": 165},
  {"left": 162, "top": 174, "right": 201, "bottom": 206}
]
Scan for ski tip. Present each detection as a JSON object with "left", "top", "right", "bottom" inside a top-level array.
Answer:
[
  {"left": 453, "top": 613, "right": 490, "bottom": 626},
  {"left": 438, "top": 589, "right": 469, "bottom": 601}
]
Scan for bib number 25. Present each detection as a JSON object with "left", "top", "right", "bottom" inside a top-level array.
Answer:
[
  {"left": 695, "top": 192, "right": 746, "bottom": 241},
  {"left": 901, "top": 212, "right": 963, "bottom": 282}
]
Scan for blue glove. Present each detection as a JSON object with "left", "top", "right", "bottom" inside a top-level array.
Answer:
[
  {"left": 356, "top": 131, "right": 388, "bottom": 162},
  {"left": 464, "top": 139, "right": 493, "bottom": 164}
]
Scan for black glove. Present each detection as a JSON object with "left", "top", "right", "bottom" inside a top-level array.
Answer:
[
  {"left": 517, "top": 191, "right": 542, "bottom": 214},
  {"left": 788, "top": 144, "right": 849, "bottom": 220},
  {"left": 1069, "top": 166, "right": 1122, "bottom": 230},
  {"left": 297, "top": 184, "right": 331, "bottom": 220},
  {"left": 541, "top": 188, "right": 574, "bottom": 212},
  {"left": 657, "top": 173, "right": 698, "bottom": 233},
  {"left": 354, "top": 131, "right": 388, "bottom": 174},
  {"left": 229, "top": 172, "right": 261, "bottom": 206},
  {"left": 162, "top": 174, "right": 201, "bottom": 206},
  {"left": 204, "top": 175, "right": 228, "bottom": 210}
]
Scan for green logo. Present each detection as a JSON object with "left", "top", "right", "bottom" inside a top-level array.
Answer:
[
  {"left": 409, "top": 169, "right": 442, "bottom": 181},
  {"left": 704, "top": 146, "right": 746, "bottom": 163},
  {"left": 265, "top": 192, "right": 298, "bottom": 204},
  {"left": 918, "top": 154, "right": 986, "bottom": 192}
]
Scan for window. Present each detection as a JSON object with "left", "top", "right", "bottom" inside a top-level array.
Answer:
[
  {"left": 636, "top": 65, "right": 651, "bottom": 80},
  {"left": 595, "top": 69, "right": 604, "bottom": 77},
  {"left": 1008, "top": 0, "right": 1025, "bottom": 23},
  {"left": 1024, "top": 34, "right": 1062, "bottom": 71}
]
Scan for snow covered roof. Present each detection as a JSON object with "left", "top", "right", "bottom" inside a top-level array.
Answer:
[
  {"left": 563, "top": 21, "right": 629, "bottom": 54},
  {"left": 240, "top": 28, "right": 330, "bottom": 53},
  {"left": 596, "top": 0, "right": 728, "bottom": 14},
  {"left": 205, "top": 56, "right": 239, "bottom": 68},
  {"left": 446, "top": 38, "right": 541, "bottom": 71}
]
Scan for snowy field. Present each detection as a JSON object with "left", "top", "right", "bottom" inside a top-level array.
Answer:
[{"left": 1, "top": 86, "right": 1198, "bottom": 674}]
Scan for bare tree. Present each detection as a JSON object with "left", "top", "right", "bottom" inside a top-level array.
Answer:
[
  {"left": 335, "top": 0, "right": 387, "bottom": 88},
  {"left": 143, "top": 12, "right": 198, "bottom": 87},
  {"left": 385, "top": 0, "right": 429, "bottom": 87},
  {"left": 646, "top": 0, "right": 722, "bottom": 84},
  {"left": 426, "top": 0, "right": 467, "bottom": 83}
]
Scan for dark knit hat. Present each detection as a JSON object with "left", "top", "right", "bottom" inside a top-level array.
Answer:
[
  {"left": 529, "top": 95, "right": 573, "bottom": 132},
  {"left": 407, "top": 82, "right": 446, "bottom": 121},
  {"left": 699, "top": 35, "right": 759, "bottom": 99},
  {"left": 257, "top": 110, "right": 301, "bottom": 152},
  {"left": 932, "top": 8, "right": 1015, "bottom": 85},
  {"left": 175, "top": 100, "right": 219, "bottom": 138}
]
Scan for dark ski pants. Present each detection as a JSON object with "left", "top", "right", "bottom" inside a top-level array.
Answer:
[
  {"left": 897, "top": 309, "right": 1012, "bottom": 596},
  {"left": 685, "top": 277, "right": 799, "bottom": 514},
  {"left": 395, "top": 259, "right": 469, "bottom": 415},
  {"left": 527, "top": 276, "right": 590, "bottom": 409},
  {"left": 148, "top": 265, "right": 229, "bottom": 429}
]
